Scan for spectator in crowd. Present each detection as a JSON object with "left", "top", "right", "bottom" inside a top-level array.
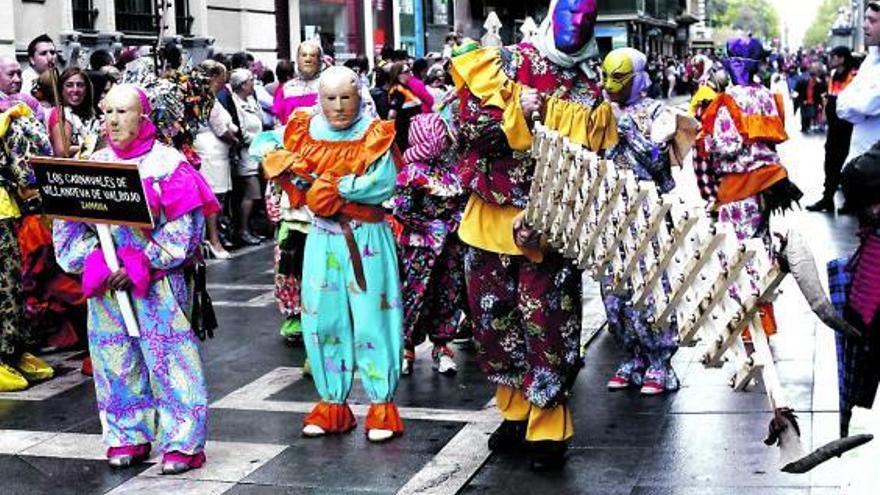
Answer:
[
  {"left": 89, "top": 50, "right": 115, "bottom": 72},
  {"left": 838, "top": 1, "right": 880, "bottom": 168},
  {"left": 266, "top": 60, "right": 293, "bottom": 97},
  {"left": 22, "top": 34, "right": 57, "bottom": 95},
  {"left": 87, "top": 71, "right": 115, "bottom": 117},
  {"left": 409, "top": 58, "right": 434, "bottom": 113},
  {"left": 343, "top": 55, "right": 378, "bottom": 117},
  {"left": 0, "top": 55, "right": 45, "bottom": 121},
  {"left": 388, "top": 62, "right": 431, "bottom": 150},
  {"left": 193, "top": 60, "right": 236, "bottom": 259},
  {"left": 229, "top": 68, "right": 264, "bottom": 246},
  {"left": 809, "top": 46, "right": 859, "bottom": 213},
  {"left": 0, "top": 56, "right": 22, "bottom": 99},
  {"left": 370, "top": 64, "right": 392, "bottom": 120},
  {"left": 795, "top": 65, "right": 827, "bottom": 133},
  {"left": 48, "top": 67, "right": 101, "bottom": 159}
]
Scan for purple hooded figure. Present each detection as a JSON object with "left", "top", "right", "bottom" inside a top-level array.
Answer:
[{"left": 723, "top": 36, "right": 765, "bottom": 86}]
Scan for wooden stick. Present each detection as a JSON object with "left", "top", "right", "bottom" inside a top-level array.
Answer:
[{"left": 96, "top": 225, "right": 141, "bottom": 337}]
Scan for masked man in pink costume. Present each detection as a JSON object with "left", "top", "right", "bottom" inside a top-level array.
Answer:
[
  {"left": 273, "top": 40, "right": 323, "bottom": 125},
  {"left": 53, "top": 84, "right": 219, "bottom": 474}
]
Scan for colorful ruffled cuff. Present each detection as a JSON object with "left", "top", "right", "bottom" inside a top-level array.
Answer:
[
  {"left": 118, "top": 246, "right": 151, "bottom": 298},
  {"left": 144, "top": 162, "right": 221, "bottom": 221},
  {"left": 306, "top": 174, "right": 344, "bottom": 217},
  {"left": 82, "top": 250, "right": 112, "bottom": 297},
  {"left": 303, "top": 401, "right": 357, "bottom": 433},
  {"left": 365, "top": 402, "right": 404, "bottom": 433}
]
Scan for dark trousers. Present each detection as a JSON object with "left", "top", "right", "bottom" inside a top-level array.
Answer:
[{"left": 822, "top": 98, "right": 854, "bottom": 201}]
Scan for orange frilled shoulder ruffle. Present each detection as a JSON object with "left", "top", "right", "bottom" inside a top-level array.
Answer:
[
  {"left": 263, "top": 111, "right": 397, "bottom": 180},
  {"left": 701, "top": 93, "right": 788, "bottom": 146}
]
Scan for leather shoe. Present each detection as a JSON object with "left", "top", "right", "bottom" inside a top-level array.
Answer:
[
  {"left": 236, "top": 232, "right": 262, "bottom": 246},
  {"left": 806, "top": 199, "right": 834, "bottom": 212},
  {"left": 528, "top": 441, "right": 567, "bottom": 471},
  {"left": 488, "top": 420, "right": 527, "bottom": 452}
]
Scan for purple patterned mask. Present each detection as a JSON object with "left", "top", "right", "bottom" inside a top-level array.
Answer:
[{"left": 553, "top": 0, "right": 598, "bottom": 54}]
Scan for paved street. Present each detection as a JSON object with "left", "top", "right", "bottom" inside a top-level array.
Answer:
[{"left": 0, "top": 118, "right": 877, "bottom": 495}]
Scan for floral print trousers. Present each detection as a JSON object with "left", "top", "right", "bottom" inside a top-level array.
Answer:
[
  {"left": 274, "top": 223, "right": 305, "bottom": 335},
  {"left": 0, "top": 219, "right": 27, "bottom": 362},
  {"left": 464, "top": 247, "right": 582, "bottom": 409},
  {"left": 603, "top": 289, "right": 680, "bottom": 390},
  {"left": 399, "top": 235, "right": 470, "bottom": 348}
]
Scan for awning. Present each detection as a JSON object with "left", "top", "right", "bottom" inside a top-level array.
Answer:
[{"left": 595, "top": 25, "right": 627, "bottom": 38}]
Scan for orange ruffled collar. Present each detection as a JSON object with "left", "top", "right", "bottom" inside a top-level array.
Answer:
[{"left": 264, "top": 111, "right": 397, "bottom": 179}]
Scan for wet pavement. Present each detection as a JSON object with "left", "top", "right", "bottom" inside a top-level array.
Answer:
[{"left": 0, "top": 114, "right": 876, "bottom": 494}]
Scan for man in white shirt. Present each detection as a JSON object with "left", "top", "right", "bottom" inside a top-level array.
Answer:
[
  {"left": 838, "top": 2, "right": 880, "bottom": 166},
  {"left": 20, "top": 34, "right": 57, "bottom": 96}
]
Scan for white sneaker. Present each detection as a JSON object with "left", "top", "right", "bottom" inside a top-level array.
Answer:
[
  {"left": 434, "top": 354, "right": 457, "bottom": 376},
  {"left": 302, "top": 424, "right": 326, "bottom": 437},
  {"left": 401, "top": 358, "right": 413, "bottom": 376},
  {"left": 367, "top": 429, "right": 395, "bottom": 442}
]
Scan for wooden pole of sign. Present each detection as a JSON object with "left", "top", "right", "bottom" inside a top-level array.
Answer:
[{"left": 96, "top": 225, "right": 141, "bottom": 337}]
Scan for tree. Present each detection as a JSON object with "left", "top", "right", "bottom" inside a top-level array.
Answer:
[
  {"left": 803, "top": 0, "right": 850, "bottom": 48},
  {"left": 707, "top": 0, "right": 781, "bottom": 42}
]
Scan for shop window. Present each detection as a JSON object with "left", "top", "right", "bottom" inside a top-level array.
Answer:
[
  {"left": 427, "top": 0, "right": 450, "bottom": 25},
  {"left": 300, "top": 0, "right": 365, "bottom": 60},
  {"left": 72, "top": 0, "right": 99, "bottom": 32},
  {"left": 116, "top": 0, "right": 157, "bottom": 34}
]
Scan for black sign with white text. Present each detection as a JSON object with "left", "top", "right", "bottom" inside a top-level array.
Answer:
[{"left": 30, "top": 157, "right": 154, "bottom": 228}]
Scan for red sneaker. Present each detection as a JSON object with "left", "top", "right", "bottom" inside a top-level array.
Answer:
[
  {"left": 607, "top": 374, "right": 630, "bottom": 390},
  {"left": 639, "top": 380, "right": 665, "bottom": 396}
]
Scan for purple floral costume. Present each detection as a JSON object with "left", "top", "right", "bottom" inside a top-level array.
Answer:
[
  {"left": 603, "top": 97, "right": 681, "bottom": 391},
  {"left": 53, "top": 143, "right": 217, "bottom": 456}
]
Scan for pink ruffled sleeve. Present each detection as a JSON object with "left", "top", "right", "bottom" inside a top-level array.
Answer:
[
  {"left": 118, "top": 246, "right": 151, "bottom": 298},
  {"left": 81, "top": 250, "right": 111, "bottom": 297},
  {"left": 143, "top": 162, "right": 221, "bottom": 222}
]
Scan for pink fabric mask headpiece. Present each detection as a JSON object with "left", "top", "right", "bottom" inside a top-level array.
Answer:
[{"left": 107, "top": 87, "right": 158, "bottom": 160}]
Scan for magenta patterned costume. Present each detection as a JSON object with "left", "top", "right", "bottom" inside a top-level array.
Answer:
[
  {"left": 53, "top": 143, "right": 219, "bottom": 457},
  {"left": 701, "top": 85, "right": 790, "bottom": 243},
  {"left": 390, "top": 114, "right": 470, "bottom": 351}
]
